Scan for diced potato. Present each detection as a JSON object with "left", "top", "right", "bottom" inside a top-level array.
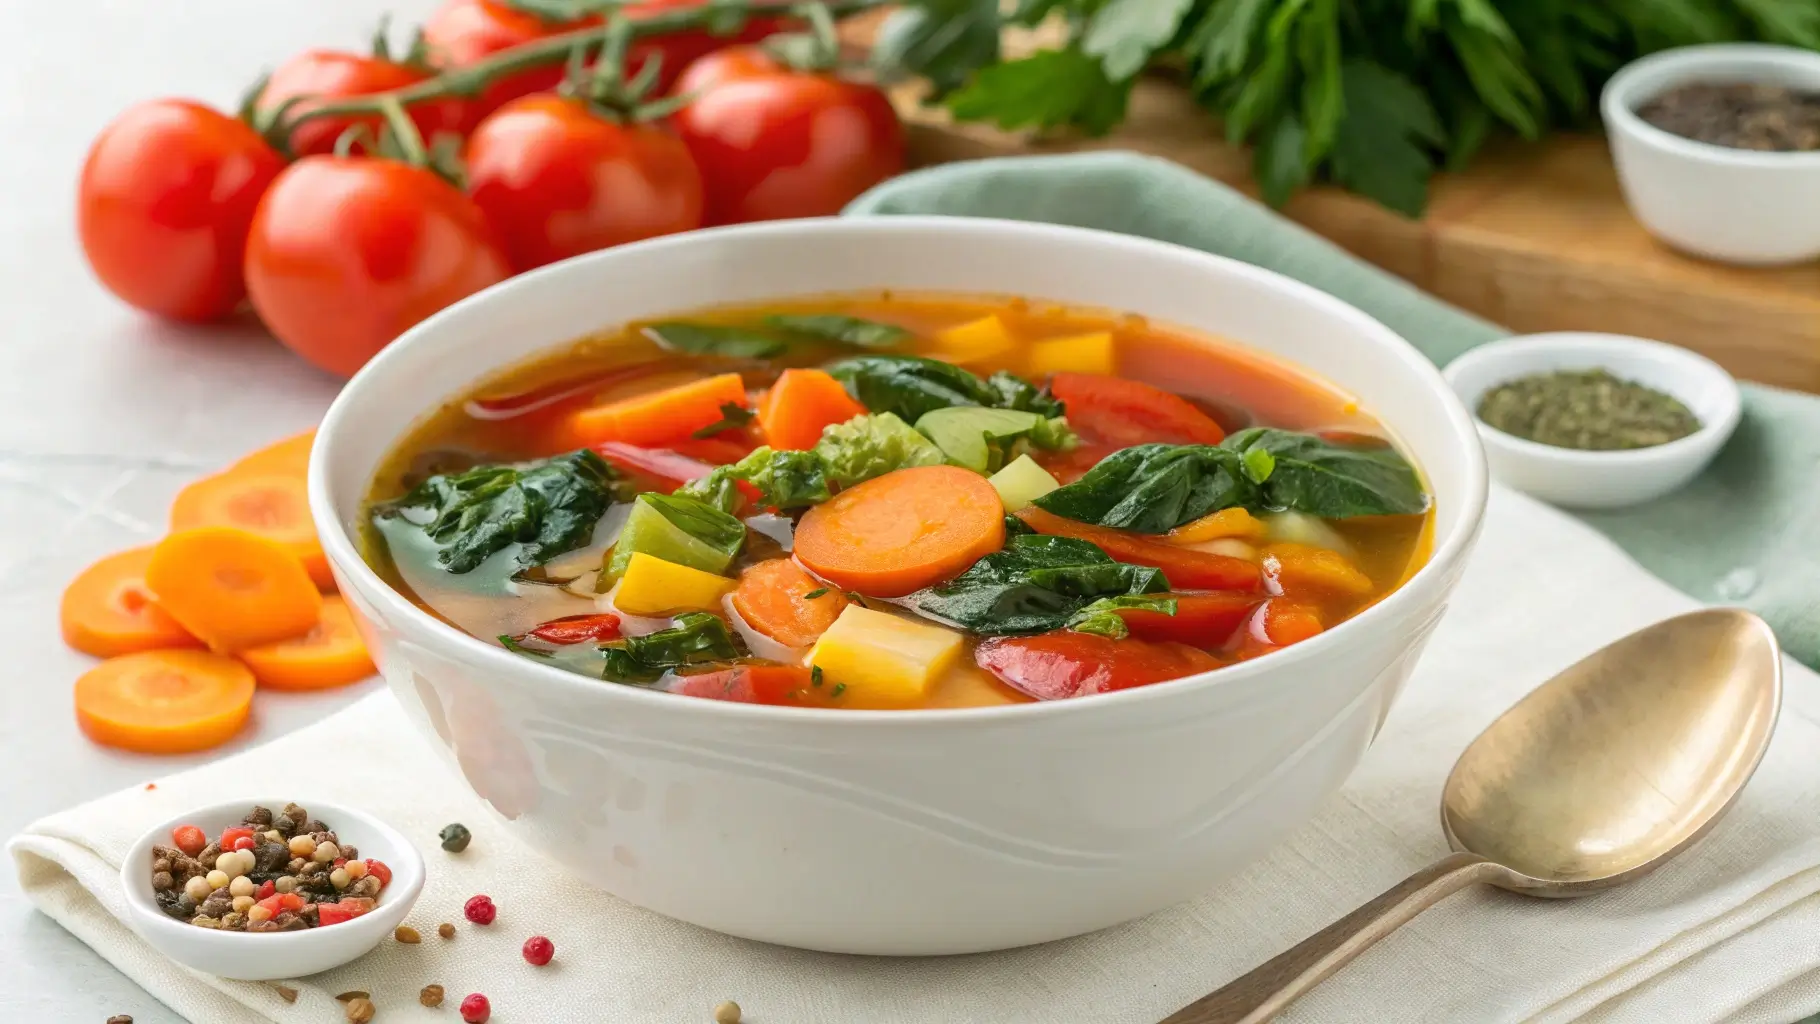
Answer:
[
  {"left": 931, "top": 315, "right": 1017, "bottom": 367},
  {"left": 808, "top": 605, "right": 964, "bottom": 705},
  {"left": 1262, "top": 543, "right": 1374, "bottom": 598},
  {"left": 1026, "top": 332, "right": 1114, "bottom": 376},
  {"left": 988, "top": 454, "right": 1060, "bottom": 512},
  {"left": 613, "top": 552, "right": 736, "bottom": 616}
]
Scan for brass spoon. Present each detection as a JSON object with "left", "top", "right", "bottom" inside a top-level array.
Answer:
[{"left": 1162, "top": 608, "right": 1783, "bottom": 1024}]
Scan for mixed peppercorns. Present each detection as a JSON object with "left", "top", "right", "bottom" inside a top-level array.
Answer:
[{"left": 151, "top": 803, "right": 391, "bottom": 931}]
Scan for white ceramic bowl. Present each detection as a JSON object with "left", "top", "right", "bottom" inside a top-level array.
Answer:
[
  {"left": 311, "top": 217, "right": 1488, "bottom": 955},
  {"left": 120, "top": 799, "right": 425, "bottom": 981},
  {"left": 1603, "top": 43, "right": 1820, "bottom": 264},
  {"left": 1443, "top": 332, "right": 1740, "bottom": 510}
]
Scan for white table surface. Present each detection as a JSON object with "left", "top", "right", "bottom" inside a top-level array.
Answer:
[{"left": 1, "top": 2, "right": 443, "bottom": 1019}]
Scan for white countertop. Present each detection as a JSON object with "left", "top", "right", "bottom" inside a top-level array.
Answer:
[{"left": 1, "top": 2, "right": 441, "bottom": 1018}]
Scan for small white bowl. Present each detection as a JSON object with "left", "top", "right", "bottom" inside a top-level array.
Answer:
[
  {"left": 1602, "top": 43, "right": 1820, "bottom": 265},
  {"left": 1443, "top": 332, "right": 1741, "bottom": 510},
  {"left": 120, "top": 799, "right": 424, "bottom": 981}
]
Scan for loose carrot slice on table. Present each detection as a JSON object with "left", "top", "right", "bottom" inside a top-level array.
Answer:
[
  {"left": 75, "top": 650, "right": 255, "bottom": 754},
  {"left": 170, "top": 471, "right": 332, "bottom": 589},
  {"left": 730, "top": 558, "right": 849, "bottom": 647},
  {"left": 757, "top": 369, "right": 865, "bottom": 450},
  {"left": 145, "top": 527, "right": 322, "bottom": 652},
  {"left": 794, "top": 465, "right": 1005, "bottom": 597},
  {"left": 238, "top": 595, "right": 376, "bottom": 690},
  {"left": 549, "top": 373, "right": 748, "bottom": 449},
  {"left": 229, "top": 429, "right": 316, "bottom": 477},
  {"left": 1016, "top": 507, "right": 1261, "bottom": 592},
  {"left": 60, "top": 546, "right": 202, "bottom": 658}
]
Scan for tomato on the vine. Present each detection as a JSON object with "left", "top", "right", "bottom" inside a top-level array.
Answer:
[
  {"left": 671, "top": 47, "right": 905, "bottom": 225},
  {"left": 467, "top": 94, "right": 704, "bottom": 271},
  {"left": 77, "top": 100, "right": 286, "bottom": 322},
  {"left": 258, "top": 50, "right": 470, "bottom": 156},
  {"left": 244, "top": 157, "right": 510, "bottom": 377}
]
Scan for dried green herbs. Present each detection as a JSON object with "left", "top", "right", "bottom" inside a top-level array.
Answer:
[
  {"left": 1477, "top": 369, "right": 1701, "bottom": 451},
  {"left": 1637, "top": 82, "right": 1820, "bottom": 152}
]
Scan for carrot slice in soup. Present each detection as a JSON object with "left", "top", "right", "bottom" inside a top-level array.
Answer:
[
  {"left": 238, "top": 596, "right": 376, "bottom": 690},
  {"left": 795, "top": 466, "right": 1006, "bottom": 597},
  {"left": 146, "top": 527, "right": 323, "bottom": 652},
  {"left": 550, "top": 373, "right": 748, "bottom": 449},
  {"left": 60, "top": 546, "right": 203, "bottom": 657},
  {"left": 75, "top": 650, "right": 255, "bottom": 754},
  {"left": 171, "top": 471, "right": 332, "bottom": 589},
  {"left": 731, "top": 558, "right": 849, "bottom": 647},
  {"left": 757, "top": 369, "right": 866, "bottom": 450},
  {"left": 230, "top": 429, "right": 316, "bottom": 478}
]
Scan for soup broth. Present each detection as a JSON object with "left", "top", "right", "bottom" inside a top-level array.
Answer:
[{"left": 365, "top": 292, "right": 1432, "bottom": 710}]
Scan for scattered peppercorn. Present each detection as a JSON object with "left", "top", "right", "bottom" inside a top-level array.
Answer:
[
  {"left": 460, "top": 992, "right": 492, "bottom": 1023},
  {"left": 272, "top": 984, "right": 298, "bottom": 1004},
  {"left": 106, "top": 1016, "right": 133, "bottom": 1024},
  {"left": 714, "top": 999, "right": 743, "bottom": 1023},
  {"left": 439, "top": 921, "right": 456, "bottom": 939},
  {"left": 336, "top": 991, "right": 371, "bottom": 1002},
  {"left": 421, "top": 984, "right": 446, "bottom": 1008},
  {"left": 394, "top": 924, "right": 422, "bottom": 943},
  {"left": 464, "top": 894, "right": 497, "bottom": 925},
  {"left": 439, "top": 823, "right": 473, "bottom": 853},
  {"left": 522, "top": 934, "right": 555, "bottom": 965},
  {"left": 344, "top": 996, "right": 376, "bottom": 1024}
]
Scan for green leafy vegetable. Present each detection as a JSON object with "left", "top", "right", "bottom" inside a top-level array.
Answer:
[
  {"left": 1031, "top": 443, "right": 1270, "bottom": 533},
  {"left": 691, "top": 402, "right": 755, "bottom": 439},
  {"left": 603, "top": 492, "right": 746, "bottom": 581},
  {"left": 825, "top": 355, "right": 1063, "bottom": 423},
  {"left": 378, "top": 449, "right": 619, "bottom": 574},
  {"left": 815, "top": 412, "right": 947, "bottom": 486},
  {"left": 1065, "top": 594, "right": 1179, "bottom": 639},
  {"left": 908, "top": 534, "right": 1167, "bottom": 635},
  {"left": 986, "top": 371, "right": 1066, "bottom": 418},
  {"left": 677, "top": 447, "right": 834, "bottom": 514},
  {"left": 642, "top": 322, "right": 787, "bottom": 359},
  {"left": 945, "top": 47, "right": 1133, "bottom": 134},
  {"left": 599, "top": 612, "right": 743, "bottom": 684},
  {"left": 1220, "top": 427, "right": 1428, "bottom": 518},
  {"left": 675, "top": 413, "right": 946, "bottom": 513},
  {"left": 764, "top": 314, "right": 911, "bottom": 349},
  {"left": 870, "top": 0, "right": 1000, "bottom": 95},
  {"left": 914, "top": 407, "right": 1077, "bottom": 473}
]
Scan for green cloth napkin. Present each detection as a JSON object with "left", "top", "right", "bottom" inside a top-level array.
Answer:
[{"left": 847, "top": 151, "right": 1820, "bottom": 668}]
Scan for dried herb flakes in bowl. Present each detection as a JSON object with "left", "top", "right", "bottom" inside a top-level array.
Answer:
[
  {"left": 1636, "top": 82, "right": 1820, "bottom": 153},
  {"left": 1476, "top": 369, "right": 1701, "bottom": 451}
]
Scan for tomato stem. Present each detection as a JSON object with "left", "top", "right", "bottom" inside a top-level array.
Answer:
[
  {"left": 276, "top": 0, "right": 887, "bottom": 146},
  {"left": 375, "top": 96, "right": 430, "bottom": 167}
]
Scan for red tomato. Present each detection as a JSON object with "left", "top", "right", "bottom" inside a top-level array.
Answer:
[
  {"left": 1119, "top": 592, "right": 1262, "bottom": 646},
  {"left": 244, "top": 156, "right": 510, "bottom": 377},
  {"left": 1016, "top": 507, "right": 1263, "bottom": 592},
  {"left": 466, "top": 95, "right": 704, "bottom": 271},
  {"left": 259, "top": 50, "right": 470, "bottom": 156},
  {"left": 525, "top": 613, "right": 623, "bottom": 644},
  {"left": 672, "top": 47, "right": 905, "bottom": 224},
  {"left": 975, "top": 632, "right": 1223, "bottom": 701},
  {"left": 671, "top": 664, "right": 823, "bottom": 705},
  {"left": 218, "top": 826, "right": 255, "bottom": 851},
  {"left": 78, "top": 100, "right": 285, "bottom": 322},
  {"left": 1048, "top": 373, "right": 1228, "bottom": 448}
]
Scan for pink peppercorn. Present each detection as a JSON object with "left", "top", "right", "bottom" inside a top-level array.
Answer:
[
  {"left": 522, "top": 934, "right": 554, "bottom": 966},
  {"left": 460, "top": 992, "right": 491, "bottom": 1023},
  {"left": 464, "top": 894, "right": 497, "bottom": 925}
]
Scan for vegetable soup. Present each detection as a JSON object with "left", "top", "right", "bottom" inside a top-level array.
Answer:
[{"left": 364, "top": 294, "right": 1433, "bottom": 710}]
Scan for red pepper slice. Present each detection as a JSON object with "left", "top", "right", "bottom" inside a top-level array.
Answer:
[
  {"left": 524, "top": 613, "right": 623, "bottom": 645},
  {"left": 1049, "top": 372, "right": 1227, "bottom": 448},
  {"left": 593, "top": 441, "right": 763, "bottom": 503},
  {"left": 1016, "top": 507, "right": 1261, "bottom": 592},
  {"left": 975, "top": 631, "right": 1222, "bottom": 701},
  {"left": 465, "top": 363, "right": 677, "bottom": 421},
  {"left": 671, "top": 664, "right": 826, "bottom": 706},
  {"left": 1120, "top": 591, "right": 1261, "bottom": 647}
]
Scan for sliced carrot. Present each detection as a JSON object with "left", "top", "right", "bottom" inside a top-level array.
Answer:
[
  {"left": 757, "top": 369, "right": 866, "bottom": 450},
  {"left": 60, "top": 546, "right": 203, "bottom": 658},
  {"left": 795, "top": 465, "right": 1005, "bottom": 597},
  {"left": 549, "top": 372, "right": 749, "bottom": 449},
  {"left": 170, "top": 471, "right": 332, "bottom": 590},
  {"left": 1168, "top": 507, "right": 1265, "bottom": 545},
  {"left": 731, "top": 558, "right": 850, "bottom": 647},
  {"left": 1263, "top": 542, "right": 1374, "bottom": 598},
  {"left": 229, "top": 429, "right": 316, "bottom": 478},
  {"left": 1016, "top": 506, "right": 1262, "bottom": 591},
  {"left": 75, "top": 650, "right": 255, "bottom": 754},
  {"left": 145, "top": 527, "right": 323, "bottom": 653},
  {"left": 1261, "top": 599, "right": 1325, "bottom": 646},
  {"left": 237, "top": 596, "right": 376, "bottom": 690}
]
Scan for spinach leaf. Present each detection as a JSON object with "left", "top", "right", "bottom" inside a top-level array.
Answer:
[
  {"left": 1065, "top": 594, "right": 1178, "bottom": 639},
  {"left": 642, "top": 322, "right": 787, "bottom": 359},
  {"left": 764, "top": 314, "right": 911, "bottom": 349},
  {"left": 1030, "top": 443, "right": 1268, "bottom": 533},
  {"left": 908, "top": 534, "right": 1167, "bottom": 635},
  {"left": 825, "top": 355, "right": 1063, "bottom": 422},
  {"left": 691, "top": 402, "right": 755, "bottom": 439},
  {"left": 1221, "top": 428, "right": 1427, "bottom": 518},
  {"left": 599, "top": 612, "right": 743, "bottom": 683},
  {"left": 379, "top": 449, "right": 619, "bottom": 573},
  {"left": 986, "top": 370, "right": 1065, "bottom": 418}
]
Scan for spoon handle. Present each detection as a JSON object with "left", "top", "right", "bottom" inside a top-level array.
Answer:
[{"left": 1159, "top": 852, "right": 1500, "bottom": 1024}]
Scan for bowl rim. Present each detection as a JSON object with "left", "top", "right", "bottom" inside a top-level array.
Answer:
[
  {"left": 1601, "top": 42, "right": 1820, "bottom": 169},
  {"left": 1441, "top": 331, "right": 1743, "bottom": 469},
  {"left": 120, "top": 797, "right": 424, "bottom": 951},
  {"left": 310, "top": 215, "right": 1489, "bottom": 726}
]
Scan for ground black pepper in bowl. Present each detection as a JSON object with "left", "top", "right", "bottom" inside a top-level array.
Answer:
[
  {"left": 151, "top": 802, "right": 393, "bottom": 932},
  {"left": 1476, "top": 368, "right": 1702, "bottom": 451},
  {"left": 1636, "top": 82, "right": 1820, "bottom": 152}
]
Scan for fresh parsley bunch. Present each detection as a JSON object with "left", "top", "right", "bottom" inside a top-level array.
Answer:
[{"left": 872, "top": 0, "right": 1820, "bottom": 215}]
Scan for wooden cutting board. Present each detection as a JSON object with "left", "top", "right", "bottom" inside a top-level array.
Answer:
[{"left": 841, "top": 19, "right": 1820, "bottom": 393}]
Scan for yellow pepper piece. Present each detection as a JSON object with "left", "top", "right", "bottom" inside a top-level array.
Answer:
[
  {"left": 931, "top": 315, "right": 1017, "bottom": 367},
  {"left": 808, "top": 604, "right": 963, "bottom": 706},
  {"left": 1263, "top": 543, "right": 1374, "bottom": 598},
  {"left": 1026, "top": 332, "right": 1115, "bottom": 376},
  {"left": 1168, "top": 507, "right": 1267, "bottom": 545},
  {"left": 613, "top": 552, "right": 736, "bottom": 616}
]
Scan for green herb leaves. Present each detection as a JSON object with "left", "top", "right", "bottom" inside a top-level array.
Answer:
[
  {"left": 1221, "top": 427, "right": 1427, "bottom": 518},
  {"left": 1327, "top": 60, "right": 1447, "bottom": 217},
  {"left": 379, "top": 449, "right": 618, "bottom": 574},
  {"left": 676, "top": 412, "right": 947, "bottom": 513},
  {"left": 763, "top": 314, "right": 911, "bottom": 349},
  {"left": 642, "top": 314, "right": 910, "bottom": 360},
  {"left": 643, "top": 322, "right": 786, "bottom": 359},
  {"left": 825, "top": 355, "right": 1063, "bottom": 422},
  {"left": 599, "top": 612, "right": 742, "bottom": 683},
  {"left": 946, "top": 48, "right": 1133, "bottom": 135},
  {"left": 1065, "top": 594, "right": 1179, "bottom": 639},
  {"left": 910, "top": 534, "right": 1170, "bottom": 635}
]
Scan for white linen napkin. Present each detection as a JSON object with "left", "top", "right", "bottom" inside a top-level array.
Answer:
[{"left": 13, "top": 483, "right": 1820, "bottom": 1024}]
